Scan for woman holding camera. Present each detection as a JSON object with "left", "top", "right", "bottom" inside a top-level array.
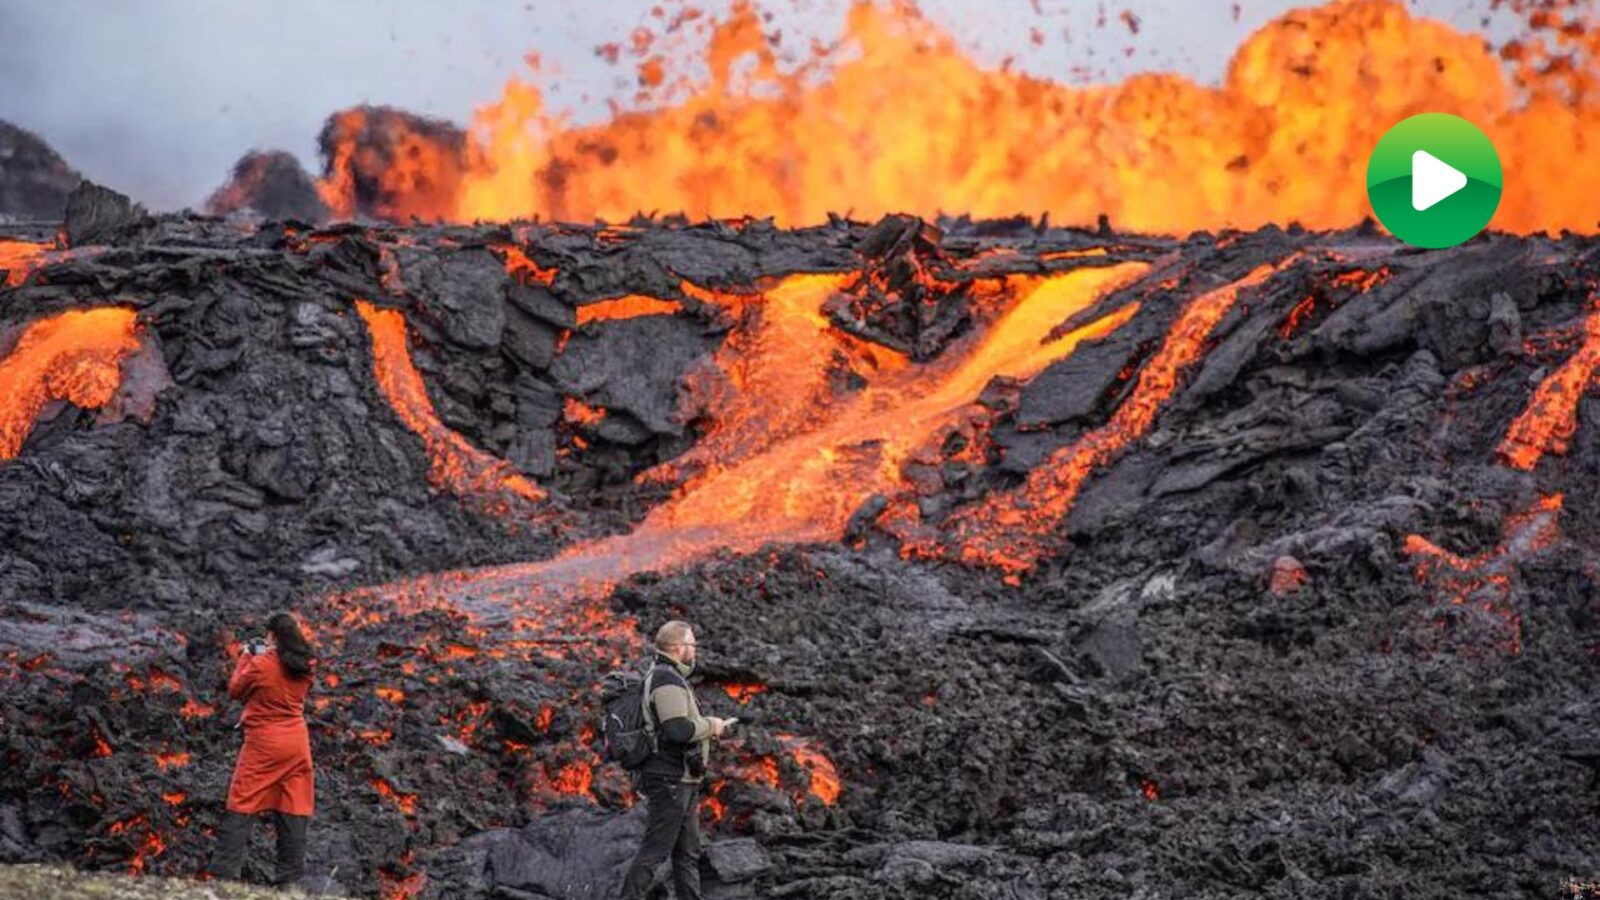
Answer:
[{"left": 209, "top": 612, "right": 316, "bottom": 887}]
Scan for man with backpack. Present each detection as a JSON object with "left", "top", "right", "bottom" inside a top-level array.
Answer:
[{"left": 614, "top": 620, "right": 734, "bottom": 900}]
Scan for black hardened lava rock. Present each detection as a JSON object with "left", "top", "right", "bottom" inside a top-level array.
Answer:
[
  {"left": 2, "top": 203, "right": 1599, "bottom": 898},
  {"left": 0, "top": 120, "right": 81, "bottom": 221}
]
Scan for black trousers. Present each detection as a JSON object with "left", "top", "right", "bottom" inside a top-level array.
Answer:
[
  {"left": 619, "top": 776, "right": 703, "bottom": 900},
  {"left": 211, "top": 809, "right": 309, "bottom": 887}
]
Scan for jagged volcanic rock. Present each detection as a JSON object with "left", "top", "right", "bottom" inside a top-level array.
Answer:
[
  {"left": 2, "top": 195, "right": 1599, "bottom": 899},
  {"left": 0, "top": 121, "right": 81, "bottom": 222},
  {"left": 0, "top": 122, "right": 81, "bottom": 222}
]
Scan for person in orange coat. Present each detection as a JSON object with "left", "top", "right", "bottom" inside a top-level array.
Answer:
[{"left": 209, "top": 611, "right": 316, "bottom": 887}]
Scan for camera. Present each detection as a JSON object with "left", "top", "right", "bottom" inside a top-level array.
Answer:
[{"left": 246, "top": 638, "right": 268, "bottom": 656}]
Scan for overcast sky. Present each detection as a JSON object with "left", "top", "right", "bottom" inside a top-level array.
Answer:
[{"left": 0, "top": 0, "right": 1520, "bottom": 211}]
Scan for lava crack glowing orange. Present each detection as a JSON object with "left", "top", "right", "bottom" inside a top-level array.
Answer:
[
  {"left": 320, "top": 0, "right": 1600, "bottom": 235},
  {"left": 0, "top": 308, "right": 142, "bottom": 460},
  {"left": 1401, "top": 493, "right": 1563, "bottom": 656}
]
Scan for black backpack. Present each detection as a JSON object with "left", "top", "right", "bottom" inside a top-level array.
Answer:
[{"left": 599, "top": 659, "right": 658, "bottom": 769}]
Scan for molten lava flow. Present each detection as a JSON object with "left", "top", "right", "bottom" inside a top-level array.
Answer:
[
  {"left": 0, "top": 308, "right": 142, "bottom": 460},
  {"left": 445, "top": 263, "right": 1148, "bottom": 602},
  {"left": 639, "top": 273, "right": 885, "bottom": 488},
  {"left": 1498, "top": 300, "right": 1600, "bottom": 470},
  {"left": 1401, "top": 493, "right": 1562, "bottom": 656},
  {"left": 0, "top": 240, "right": 51, "bottom": 288},
  {"left": 323, "top": 1, "right": 1600, "bottom": 235},
  {"left": 575, "top": 294, "right": 683, "bottom": 325},
  {"left": 930, "top": 261, "right": 1288, "bottom": 579},
  {"left": 1278, "top": 294, "right": 1319, "bottom": 339},
  {"left": 355, "top": 299, "right": 547, "bottom": 508}
]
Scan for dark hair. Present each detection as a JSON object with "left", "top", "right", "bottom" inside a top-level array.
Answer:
[{"left": 268, "top": 612, "right": 314, "bottom": 680}]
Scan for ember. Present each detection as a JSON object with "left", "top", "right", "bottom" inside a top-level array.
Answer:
[
  {"left": 721, "top": 682, "right": 767, "bottom": 704},
  {"left": 370, "top": 778, "right": 418, "bottom": 817},
  {"left": 151, "top": 751, "right": 191, "bottom": 771}
]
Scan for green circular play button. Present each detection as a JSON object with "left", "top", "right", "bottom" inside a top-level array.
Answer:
[{"left": 1365, "top": 113, "right": 1503, "bottom": 249}]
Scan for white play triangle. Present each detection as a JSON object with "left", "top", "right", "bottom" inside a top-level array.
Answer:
[{"left": 1411, "top": 149, "right": 1468, "bottom": 211}]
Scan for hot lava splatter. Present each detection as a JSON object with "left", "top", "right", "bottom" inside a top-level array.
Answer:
[
  {"left": 319, "top": 1, "right": 1600, "bottom": 235},
  {"left": 0, "top": 307, "right": 142, "bottom": 460}
]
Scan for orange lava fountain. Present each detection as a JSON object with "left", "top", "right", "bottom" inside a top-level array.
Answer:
[
  {"left": 320, "top": 1, "right": 1600, "bottom": 235},
  {"left": 0, "top": 308, "right": 142, "bottom": 459}
]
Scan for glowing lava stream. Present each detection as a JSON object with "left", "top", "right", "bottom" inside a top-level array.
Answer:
[
  {"left": 576, "top": 294, "right": 682, "bottom": 325},
  {"left": 0, "top": 308, "right": 142, "bottom": 460},
  {"left": 1497, "top": 298, "right": 1600, "bottom": 470},
  {"left": 355, "top": 300, "right": 547, "bottom": 507},
  {"left": 359, "top": 262, "right": 1150, "bottom": 616},
  {"left": 1, "top": 241, "right": 52, "bottom": 289},
  {"left": 925, "top": 260, "right": 1290, "bottom": 579}
]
